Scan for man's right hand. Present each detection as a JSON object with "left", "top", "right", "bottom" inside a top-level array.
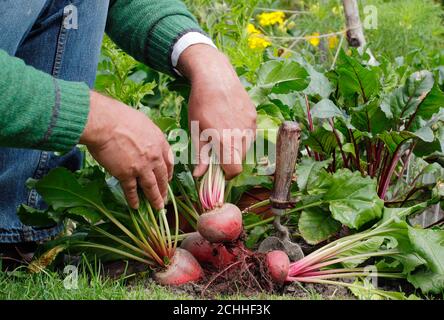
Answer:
[{"left": 79, "top": 91, "right": 173, "bottom": 210}]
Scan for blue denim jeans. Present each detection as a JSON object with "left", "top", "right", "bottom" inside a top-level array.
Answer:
[{"left": 0, "top": 0, "right": 109, "bottom": 243}]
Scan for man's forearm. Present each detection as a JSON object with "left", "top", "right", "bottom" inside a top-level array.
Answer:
[
  {"left": 0, "top": 50, "right": 90, "bottom": 151},
  {"left": 106, "top": 0, "right": 207, "bottom": 76}
]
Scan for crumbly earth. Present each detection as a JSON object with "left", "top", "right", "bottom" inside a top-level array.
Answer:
[{"left": 107, "top": 252, "right": 354, "bottom": 299}]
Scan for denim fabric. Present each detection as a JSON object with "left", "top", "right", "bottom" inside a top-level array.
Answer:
[{"left": 0, "top": 0, "right": 109, "bottom": 243}]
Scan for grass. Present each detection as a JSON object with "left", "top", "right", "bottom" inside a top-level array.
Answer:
[
  {"left": 0, "top": 264, "right": 350, "bottom": 300},
  {"left": 0, "top": 269, "right": 189, "bottom": 300}
]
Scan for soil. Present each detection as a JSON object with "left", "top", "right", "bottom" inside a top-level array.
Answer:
[
  {"left": 128, "top": 269, "right": 355, "bottom": 300},
  {"left": 115, "top": 247, "right": 355, "bottom": 300},
  {"left": 283, "top": 281, "right": 353, "bottom": 299},
  {"left": 237, "top": 187, "right": 272, "bottom": 217}
]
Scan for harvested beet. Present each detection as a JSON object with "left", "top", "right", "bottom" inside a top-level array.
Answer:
[
  {"left": 265, "top": 250, "right": 290, "bottom": 284},
  {"left": 197, "top": 203, "right": 243, "bottom": 243},
  {"left": 153, "top": 248, "right": 203, "bottom": 285},
  {"left": 181, "top": 232, "right": 237, "bottom": 269}
]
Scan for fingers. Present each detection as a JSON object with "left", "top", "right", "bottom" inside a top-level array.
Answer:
[
  {"left": 138, "top": 171, "right": 164, "bottom": 210},
  {"left": 120, "top": 178, "right": 139, "bottom": 209},
  {"left": 219, "top": 133, "right": 244, "bottom": 180},
  {"left": 220, "top": 148, "right": 243, "bottom": 180},
  {"left": 153, "top": 161, "right": 168, "bottom": 202},
  {"left": 163, "top": 144, "right": 174, "bottom": 181},
  {"left": 193, "top": 140, "right": 211, "bottom": 177}
]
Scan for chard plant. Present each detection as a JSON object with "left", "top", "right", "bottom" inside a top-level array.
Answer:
[
  {"left": 239, "top": 49, "right": 444, "bottom": 247},
  {"left": 286, "top": 192, "right": 444, "bottom": 295}
]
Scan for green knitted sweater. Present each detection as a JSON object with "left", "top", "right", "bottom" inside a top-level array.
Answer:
[{"left": 0, "top": 0, "right": 202, "bottom": 151}]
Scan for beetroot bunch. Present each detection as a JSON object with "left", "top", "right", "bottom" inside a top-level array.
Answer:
[{"left": 180, "top": 156, "right": 291, "bottom": 285}]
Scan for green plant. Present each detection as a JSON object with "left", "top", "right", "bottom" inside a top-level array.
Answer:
[
  {"left": 95, "top": 36, "right": 156, "bottom": 108},
  {"left": 287, "top": 192, "right": 444, "bottom": 297},
  {"left": 18, "top": 167, "right": 202, "bottom": 285}
]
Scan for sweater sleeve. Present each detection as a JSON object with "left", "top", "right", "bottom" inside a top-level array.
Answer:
[
  {"left": 106, "top": 0, "right": 205, "bottom": 76},
  {"left": 0, "top": 50, "right": 90, "bottom": 152}
]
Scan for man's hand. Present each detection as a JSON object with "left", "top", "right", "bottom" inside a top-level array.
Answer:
[
  {"left": 80, "top": 92, "right": 173, "bottom": 210},
  {"left": 177, "top": 45, "right": 257, "bottom": 179}
]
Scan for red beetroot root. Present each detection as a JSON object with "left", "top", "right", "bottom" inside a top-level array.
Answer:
[
  {"left": 197, "top": 203, "right": 243, "bottom": 243},
  {"left": 181, "top": 232, "right": 238, "bottom": 269},
  {"left": 153, "top": 248, "right": 203, "bottom": 285},
  {"left": 265, "top": 250, "right": 290, "bottom": 284}
]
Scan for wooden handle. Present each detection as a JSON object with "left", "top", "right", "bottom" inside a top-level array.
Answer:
[{"left": 270, "top": 121, "right": 301, "bottom": 209}]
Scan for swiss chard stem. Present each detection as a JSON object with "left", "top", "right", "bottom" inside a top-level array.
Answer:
[
  {"left": 377, "top": 148, "right": 389, "bottom": 184},
  {"left": 329, "top": 118, "right": 349, "bottom": 168},
  {"left": 295, "top": 250, "right": 399, "bottom": 275},
  {"left": 289, "top": 272, "right": 404, "bottom": 282},
  {"left": 379, "top": 146, "right": 403, "bottom": 199},
  {"left": 289, "top": 224, "right": 401, "bottom": 275},
  {"left": 297, "top": 267, "right": 367, "bottom": 277},
  {"left": 349, "top": 128, "right": 363, "bottom": 174}
]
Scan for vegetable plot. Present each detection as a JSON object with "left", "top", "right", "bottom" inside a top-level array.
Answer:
[{"left": 18, "top": 48, "right": 444, "bottom": 298}]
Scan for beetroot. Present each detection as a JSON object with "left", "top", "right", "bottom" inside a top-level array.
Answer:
[
  {"left": 153, "top": 248, "right": 203, "bottom": 285},
  {"left": 197, "top": 203, "right": 243, "bottom": 243},
  {"left": 181, "top": 232, "right": 238, "bottom": 268},
  {"left": 265, "top": 250, "right": 290, "bottom": 284}
]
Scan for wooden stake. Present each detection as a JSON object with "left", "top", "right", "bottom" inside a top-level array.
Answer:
[{"left": 342, "top": 0, "right": 378, "bottom": 65}]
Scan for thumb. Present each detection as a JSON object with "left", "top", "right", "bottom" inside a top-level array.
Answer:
[{"left": 193, "top": 162, "right": 209, "bottom": 178}]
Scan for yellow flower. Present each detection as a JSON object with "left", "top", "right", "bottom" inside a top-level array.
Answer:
[
  {"left": 331, "top": 6, "right": 341, "bottom": 16},
  {"left": 287, "top": 21, "right": 296, "bottom": 30},
  {"left": 247, "top": 23, "right": 261, "bottom": 34},
  {"left": 277, "top": 22, "right": 287, "bottom": 33},
  {"left": 328, "top": 34, "right": 339, "bottom": 49},
  {"left": 306, "top": 32, "right": 320, "bottom": 47},
  {"left": 310, "top": 4, "right": 320, "bottom": 13},
  {"left": 257, "top": 11, "right": 285, "bottom": 27},
  {"left": 248, "top": 34, "right": 271, "bottom": 50}
]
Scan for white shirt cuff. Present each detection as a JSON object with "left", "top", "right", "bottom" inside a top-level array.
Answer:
[{"left": 171, "top": 32, "right": 217, "bottom": 74}]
